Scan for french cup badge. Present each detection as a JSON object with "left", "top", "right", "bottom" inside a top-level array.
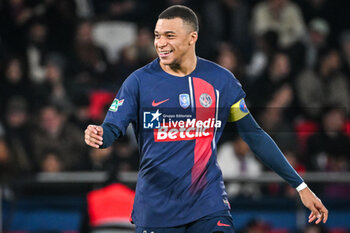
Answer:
[{"left": 179, "top": 93, "right": 190, "bottom": 109}]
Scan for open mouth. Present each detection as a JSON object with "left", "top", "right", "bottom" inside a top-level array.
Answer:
[{"left": 159, "top": 50, "right": 173, "bottom": 58}]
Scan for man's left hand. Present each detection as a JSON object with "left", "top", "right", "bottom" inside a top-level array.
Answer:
[{"left": 299, "top": 187, "right": 328, "bottom": 224}]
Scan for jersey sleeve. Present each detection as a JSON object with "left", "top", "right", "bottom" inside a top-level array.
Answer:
[
  {"left": 225, "top": 72, "right": 246, "bottom": 107},
  {"left": 223, "top": 71, "right": 246, "bottom": 122},
  {"left": 236, "top": 113, "right": 304, "bottom": 188},
  {"left": 228, "top": 98, "right": 249, "bottom": 122},
  {"left": 103, "top": 73, "right": 139, "bottom": 136}
]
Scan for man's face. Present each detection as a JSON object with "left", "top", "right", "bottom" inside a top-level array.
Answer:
[{"left": 154, "top": 17, "right": 196, "bottom": 66}]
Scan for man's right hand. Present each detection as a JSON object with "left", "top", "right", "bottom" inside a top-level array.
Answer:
[{"left": 84, "top": 125, "right": 104, "bottom": 148}]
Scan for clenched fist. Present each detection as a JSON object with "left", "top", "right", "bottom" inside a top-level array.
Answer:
[{"left": 84, "top": 125, "right": 104, "bottom": 148}]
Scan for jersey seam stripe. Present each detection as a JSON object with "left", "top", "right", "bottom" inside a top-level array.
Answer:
[
  {"left": 212, "top": 89, "right": 220, "bottom": 150},
  {"left": 188, "top": 76, "right": 195, "bottom": 112}
]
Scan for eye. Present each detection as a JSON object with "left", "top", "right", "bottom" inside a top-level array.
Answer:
[
  {"left": 167, "top": 34, "right": 175, "bottom": 38},
  {"left": 154, "top": 34, "right": 160, "bottom": 39}
]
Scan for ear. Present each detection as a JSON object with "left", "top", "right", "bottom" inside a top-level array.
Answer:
[{"left": 189, "top": 31, "right": 198, "bottom": 45}]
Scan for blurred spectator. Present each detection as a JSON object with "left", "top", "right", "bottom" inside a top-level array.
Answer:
[
  {"left": 79, "top": 147, "right": 116, "bottom": 172},
  {"left": 248, "top": 52, "right": 297, "bottom": 148},
  {"left": 69, "top": 20, "right": 109, "bottom": 92},
  {"left": 0, "top": 56, "right": 32, "bottom": 114},
  {"left": 252, "top": 0, "right": 306, "bottom": 49},
  {"left": 217, "top": 136, "right": 262, "bottom": 197},
  {"left": 111, "top": 26, "right": 156, "bottom": 87},
  {"left": 303, "top": 18, "right": 330, "bottom": 69},
  {"left": 242, "top": 219, "right": 271, "bottom": 233},
  {"left": 0, "top": 123, "right": 15, "bottom": 180},
  {"left": 306, "top": 107, "right": 350, "bottom": 171},
  {"left": 202, "top": 0, "right": 251, "bottom": 58},
  {"left": 0, "top": 35, "right": 5, "bottom": 60},
  {"left": 112, "top": 46, "right": 141, "bottom": 88},
  {"left": 216, "top": 42, "right": 246, "bottom": 86},
  {"left": 3, "top": 97, "right": 35, "bottom": 174},
  {"left": 33, "top": 55, "right": 72, "bottom": 110},
  {"left": 340, "top": 30, "right": 350, "bottom": 78},
  {"left": 133, "top": 27, "right": 157, "bottom": 66},
  {"left": 0, "top": 0, "right": 46, "bottom": 54},
  {"left": 303, "top": 223, "right": 328, "bottom": 233},
  {"left": 296, "top": 49, "right": 350, "bottom": 118},
  {"left": 257, "top": 106, "right": 298, "bottom": 151},
  {"left": 248, "top": 52, "right": 293, "bottom": 108},
  {"left": 245, "top": 31, "right": 278, "bottom": 82},
  {"left": 70, "top": 94, "right": 94, "bottom": 131},
  {"left": 113, "top": 136, "right": 139, "bottom": 172},
  {"left": 26, "top": 20, "right": 48, "bottom": 83},
  {"left": 92, "top": 0, "right": 150, "bottom": 23},
  {"left": 32, "top": 104, "right": 86, "bottom": 171},
  {"left": 297, "top": 0, "right": 329, "bottom": 24},
  {"left": 323, "top": 153, "right": 350, "bottom": 198},
  {"left": 45, "top": 0, "right": 77, "bottom": 54},
  {"left": 297, "top": 0, "right": 350, "bottom": 47},
  {"left": 39, "top": 149, "right": 64, "bottom": 173}
]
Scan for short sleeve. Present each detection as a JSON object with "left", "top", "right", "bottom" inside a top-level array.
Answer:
[{"left": 104, "top": 73, "right": 139, "bottom": 135}]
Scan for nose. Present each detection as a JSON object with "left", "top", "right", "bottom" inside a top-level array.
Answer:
[{"left": 157, "top": 36, "right": 167, "bottom": 48}]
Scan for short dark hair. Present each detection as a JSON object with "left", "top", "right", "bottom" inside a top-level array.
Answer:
[{"left": 158, "top": 5, "right": 199, "bottom": 32}]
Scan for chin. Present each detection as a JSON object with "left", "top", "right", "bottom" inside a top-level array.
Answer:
[{"left": 159, "top": 58, "right": 175, "bottom": 66}]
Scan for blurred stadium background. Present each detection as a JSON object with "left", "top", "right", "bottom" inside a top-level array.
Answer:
[{"left": 1, "top": 0, "right": 350, "bottom": 232}]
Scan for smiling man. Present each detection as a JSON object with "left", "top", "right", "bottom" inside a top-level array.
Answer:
[{"left": 84, "top": 5, "right": 328, "bottom": 233}]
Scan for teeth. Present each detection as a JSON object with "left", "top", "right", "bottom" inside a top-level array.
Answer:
[{"left": 160, "top": 51, "right": 171, "bottom": 55}]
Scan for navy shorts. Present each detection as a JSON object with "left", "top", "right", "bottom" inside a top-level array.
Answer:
[{"left": 135, "top": 210, "right": 234, "bottom": 233}]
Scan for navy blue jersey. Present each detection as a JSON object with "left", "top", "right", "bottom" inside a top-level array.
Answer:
[{"left": 104, "top": 57, "right": 245, "bottom": 227}]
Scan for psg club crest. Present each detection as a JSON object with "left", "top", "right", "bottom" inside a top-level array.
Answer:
[
  {"left": 239, "top": 99, "right": 249, "bottom": 113},
  {"left": 199, "top": 93, "right": 212, "bottom": 108},
  {"left": 179, "top": 94, "right": 190, "bottom": 109}
]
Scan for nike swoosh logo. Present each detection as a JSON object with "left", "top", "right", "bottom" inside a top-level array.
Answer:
[
  {"left": 152, "top": 98, "right": 169, "bottom": 107},
  {"left": 217, "top": 220, "right": 230, "bottom": 227}
]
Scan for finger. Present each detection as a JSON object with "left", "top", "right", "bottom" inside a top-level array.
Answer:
[
  {"left": 85, "top": 138, "right": 99, "bottom": 148},
  {"left": 315, "top": 201, "right": 329, "bottom": 224},
  {"left": 309, "top": 214, "right": 316, "bottom": 223},
  {"left": 88, "top": 125, "right": 98, "bottom": 134},
  {"left": 96, "top": 126, "right": 103, "bottom": 136},
  {"left": 321, "top": 207, "right": 328, "bottom": 223},
  {"left": 87, "top": 136, "right": 103, "bottom": 146},
  {"left": 315, "top": 214, "right": 322, "bottom": 224},
  {"left": 309, "top": 207, "right": 321, "bottom": 223},
  {"left": 85, "top": 128, "right": 103, "bottom": 142},
  {"left": 85, "top": 133, "right": 102, "bottom": 148},
  {"left": 89, "top": 133, "right": 103, "bottom": 141},
  {"left": 323, "top": 213, "right": 328, "bottom": 223},
  {"left": 87, "top": 140, "right": 100, "bottom": 148},
  {"left": 309, "top": 212, "right": 313, "bottom": 219},
  {"left": 89, "top": 143, "right": 100, "bottom": 149}
]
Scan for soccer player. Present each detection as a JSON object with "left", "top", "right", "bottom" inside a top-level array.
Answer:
[{"left": 84, "top": 5, "right": 328, "bottom": 233}]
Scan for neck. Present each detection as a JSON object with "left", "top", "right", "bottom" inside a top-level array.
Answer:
[{"left": 160, "top": 52, "right": 197, "bottom": 77}]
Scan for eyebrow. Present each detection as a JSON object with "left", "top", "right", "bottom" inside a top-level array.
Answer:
[{"left": 154, "top": 30, "right": 176, "bottom": 34}]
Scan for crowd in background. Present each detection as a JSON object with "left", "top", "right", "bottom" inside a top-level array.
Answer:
[{"left": 1, "top": 0, "right": 350, "bottom": 200}]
